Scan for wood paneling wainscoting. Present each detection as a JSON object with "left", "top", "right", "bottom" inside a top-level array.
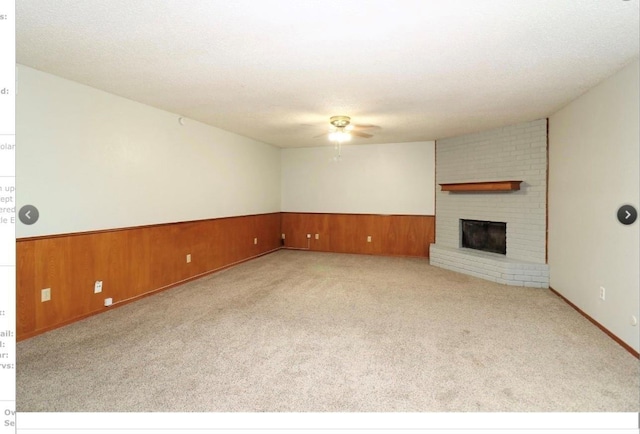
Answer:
[
  {"left": 16, "top": 213, "right": 281, "bottom": 341},
  {"left": 281, "top": 213, "right": 435, "bottom": 257},
  {"left": 17, "top": 212, "right": 433, "bottom": 340}
]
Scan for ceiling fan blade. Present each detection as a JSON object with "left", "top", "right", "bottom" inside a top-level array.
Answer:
[
  {"left": 351, "top": 131, "right": 373, "bottom": 138},
  {"left": 313, "top": 132, "right": 329, "bottom": 139},
  {"left": 351, "top": 124, "right": 380, "bottom": 130}
]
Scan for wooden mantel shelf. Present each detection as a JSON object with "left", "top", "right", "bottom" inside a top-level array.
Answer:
[{"left": 440, "top": 181, "right": 522, "bottom": 192}]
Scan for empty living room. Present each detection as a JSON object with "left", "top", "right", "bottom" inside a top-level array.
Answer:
[{"left": 9, "top": 1, "right": 639, "bottom": 433}]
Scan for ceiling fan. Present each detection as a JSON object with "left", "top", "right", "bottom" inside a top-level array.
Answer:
[
  {"left": 310, "top": 115, "right": 380, "bottom": 161},
  {"left": 313, "top": 116, "right": 379, "bottom": 141}
]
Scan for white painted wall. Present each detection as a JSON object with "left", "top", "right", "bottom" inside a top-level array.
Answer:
[
  {"left": 16, "top": 65, "right": 281, "bottom": 237},
  {"left": 281, "top": 141, "right": 435, "bottom": 215},
  {"left": 549, "top": 59, "right": 639, "bottom": 352}
]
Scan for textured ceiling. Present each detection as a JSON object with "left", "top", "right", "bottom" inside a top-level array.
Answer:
[{"left": 17, "top": 0, "right": 640, "bottom": 148}]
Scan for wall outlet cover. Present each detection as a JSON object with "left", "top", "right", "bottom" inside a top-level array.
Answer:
[{"left": 41, "top": 288, "right": 51, "bottom": 302}]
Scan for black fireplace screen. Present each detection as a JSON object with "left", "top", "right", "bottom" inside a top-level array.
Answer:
[{"left": 461, "top": 219, "right": 506, "bottom": 254}]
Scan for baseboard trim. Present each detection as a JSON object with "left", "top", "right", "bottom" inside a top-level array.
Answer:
[
  {"left": 18, "top": 247, "right": 282, "bottom": 341},
  {"left": 549, "top": 286, "right": 639, "bottom": 359},
  {"left": 282, "top": 247, "right": 430, "bottom": 259}
]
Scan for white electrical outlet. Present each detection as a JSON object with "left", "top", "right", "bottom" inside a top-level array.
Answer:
[
  {"left": 254, "top": 238, "right": 258, "bottom": 245},
  {"left": 315, "top": 233, "right": 319, "bottom": 240},
  {"left": 186, "top": 254, "right": 191, "bottom": 263},
  {"left": 599, "top": 286, "right": 605, "bottom": 301},
  {"left": 306, "top": 234, "right": 311, "bottom": 239},
  {"left": 41, "top": 288, "right": 51, "bottom": 302},
  {"left": 281, "top": 233, "right": 285, "bottom": 239},
  {"left": 104, "top": 298, "right": 113, "bottom": 307},
  {"left": 94, "top": 281, "right": 103, "bottom": 294},
  {"left": 367, "top": 236, "right": 372, "bottom": 243}
]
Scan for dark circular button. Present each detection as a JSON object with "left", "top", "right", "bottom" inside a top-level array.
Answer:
[
  {"left": 18, "top": 205, "right": 39, "bottom": 225},
  {"left": 617, "top": 205, "right": 637, "bottom": 225}
]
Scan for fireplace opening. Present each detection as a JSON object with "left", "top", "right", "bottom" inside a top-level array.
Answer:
[{"left": 460, "top": 219, "right": 506, "bottom": 255}]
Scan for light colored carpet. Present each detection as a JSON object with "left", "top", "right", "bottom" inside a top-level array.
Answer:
[{"left": 17, "top": 250, "right": 639, "bottom": 412}]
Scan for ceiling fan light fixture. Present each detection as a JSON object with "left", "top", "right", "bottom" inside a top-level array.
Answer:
[
  {"left": 329, "top": 115, "right": 351, "bottom": 128},
  {"left": 328, "top": 129, "right": 351, "bottom": 143},
  {"left": 328, "top": 115, "right": 352, "bottom": 144}
]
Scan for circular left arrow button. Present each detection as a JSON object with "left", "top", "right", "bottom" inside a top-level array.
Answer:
[{"left": 19, "top": 205, "right": 40, "bottom": 225}]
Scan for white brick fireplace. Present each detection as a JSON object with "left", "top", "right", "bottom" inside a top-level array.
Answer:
[{"left": 430, "top": 119, "right": 549, "bottom": 288}]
